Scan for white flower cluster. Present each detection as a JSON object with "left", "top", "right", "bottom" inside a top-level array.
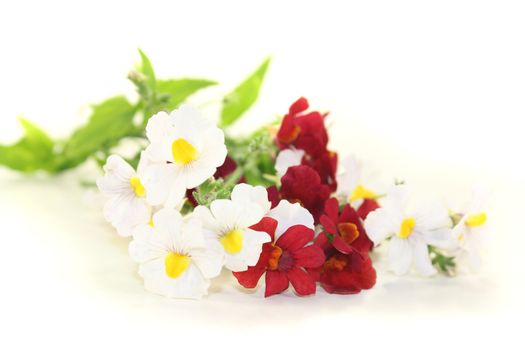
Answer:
[
  {"left": 335, "top": 155, "right": 490, "bottom": 276},
  {"left": 97, "top": 105, "right": 314, "bottom": 299}
]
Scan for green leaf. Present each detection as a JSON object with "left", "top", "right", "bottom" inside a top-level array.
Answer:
[
  {"left": 220, "top": 57, "right": 271, "bottom": 127},
  {"left": 0, "top": 117, "right": 55, "bottom": 172},
  {"left": 429, "top": 246, "right": 456, "bottom": 275},
  {"left": 56, "top": 96, "right": 137, "bottom": 171},
  {"left": 137, "top": 48, "right": 156, "bottom": 91},
  {"left": 156, "top": 78, "right": 217, "bottom": 111}
]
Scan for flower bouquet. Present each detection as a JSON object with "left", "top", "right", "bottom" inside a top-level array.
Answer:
[{"left": 1, "top": 51, "right": 489, "bottom": 300}]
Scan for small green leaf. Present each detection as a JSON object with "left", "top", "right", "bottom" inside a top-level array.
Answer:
[
  {"left": 138, "top": 48, "right": 156, "bottom": 91},
  {"left": 220, "top": 57, "right": 271, "bottom": 127},
  {"left": 0, "top": 117, "right": 55, "bottom": 172},
  {"left": 429, "top": 245, "right": 456, "bottom": 275},
  {"left": 56, "top": 96, "right": 137, "bottom": 170},
  {"left": 156, "top": 78, "right": 217, "bottom": 111}
]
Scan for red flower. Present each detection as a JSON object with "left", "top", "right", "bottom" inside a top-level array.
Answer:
[
  {"left": 276, "top": 97, "right": 339, "bottom": 192},
  {"left": 233, "top": 217, "right": 325, "bottom": 297},
  {"left": 320, "top": 198, "right": 373, "bottom": 253},
  {"left": 277, "top": 97, "right": 329, "bottom": 158},
  {"left": 316, "top": 252, "right": 376, "bottom": 294},
  {"left": 280, "top": 165, "right": 331, "bottom": 223},
  {"left": 302, "top": 150, "right": 338, "bottom": 192},
  {"left": 309, "top": 198, "right": 377, "bottom": 294}
]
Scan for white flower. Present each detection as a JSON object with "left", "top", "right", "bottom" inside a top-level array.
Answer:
[
  {"left": 275, "top": 148, "right": 305, "bottom": 177},
  {"left": 129, "top": 208, "right": 222, "bottom": 299},
  {"left": 193, "top": 184, "right": 272, "bottom": 272},
  {"left": 267, "top": 200, "right": 314, "bottom": 239},
  {"left": 336, "top": 155, "right": 382, "bottom": 210},
  {"left": 141, "top": 104, "right": 227, "bottom": 208},
  {"left": 96, "top": 154, "right": 152, "bottom": 237},
  {"left": 364, "top": 185, "right": 454, "bottom": 276},
  {"left": 451, "top": 188, "right": 490, "bottom": 271}
]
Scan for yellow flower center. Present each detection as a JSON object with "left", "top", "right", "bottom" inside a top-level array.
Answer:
[
  {"left": 220, "top": 229, "right": 244, "bottom": 254},
  {"left": 148, "top": 215, "right": 154, "bottom": 228},
  {"left": 172, "top": 138, "right": 198, "bottom": 165},
  {"left": 465, "top": 212, "right": 487, "bottom": 227},
  {"left": 164, "top": 252, "right": 190, "bottom": 279},
  {"left": 349, "top": 184, "right": 376, "bottom": 203},
  {"left": 398, "top": 217, "right": 416, "bottom": 239},
  {"left": 129, "top": 176, "right": 146, "bottom": 197}
]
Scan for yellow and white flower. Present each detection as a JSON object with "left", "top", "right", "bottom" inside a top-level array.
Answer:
[
  {"left": 142, "top": 104, "right": 227, "bottom": 208},
  {"left": 275, "top": 148, "right": 305, "bottom": 178},
  {"left": 193, "top": 184, "right": 272, "bottom": 272},
  {"left": 96, "top": 154, "right": 152, "bottom": 237},
  {"left": 129, "top": 208, "right": 223, "bottom": 299},
  {"left": 364, "top": 185, "right": 455, "bottom": 276},
  {"left": 336, "top": 155, "right": 383, "bottom": 210},
  {"left": 451, "top": 188, "right": 490, "bottom": 271}
]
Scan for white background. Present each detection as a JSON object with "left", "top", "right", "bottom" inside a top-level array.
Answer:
[{"left": 1, "top": 0, "right": 524, "bottom": 348}]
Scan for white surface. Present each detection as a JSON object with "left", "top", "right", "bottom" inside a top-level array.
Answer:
[{"left": 1, "top": 0, "right": 524, "bottom": 348}]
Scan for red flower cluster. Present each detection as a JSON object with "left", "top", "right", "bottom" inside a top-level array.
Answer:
[
  {"left": 277, "top": 97, "right": 338, "bottom": 192},
  {"left": 236, "top": 98, "right": 377, "bottom": 297},
  {"left": 280, "top": 165, "right": 330, "bottom": 223},
  {"left": 233, "top": 217, "right": 325, "bottom": 297},
  {"left": 311, "top": 198, "right": 376, "bottom": 294}
]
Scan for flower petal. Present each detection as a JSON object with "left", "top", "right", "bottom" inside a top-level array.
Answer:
[
  {"left": 275, "top": 225, "right": 315, "bottom": 252},
  {"left": 293, "top": 245, "right": 325, "bottom": 268},
  {"left": 146, "top": 111, "right": 172, "bottom": 142},
  {"left": 287, "top": 267, "right": 316, "bottom": 296},
  {"left": 387, "top": 237, "right": 413, "bottom": 275},
  {"left": 249, "top": 217, "right": 278, "bottom": 242},
  {"left": 151, "top": 208, "right": 183, "bottom": 246},
  {"left": 268, "top": 200, "right": 314, "bottom": 238},
  {"left": 324, "top": 198, "right": 339, "bottom": 222},
  {"left": 231, "top": 183, "right": 271, "bottom": 214},
  {"left": 233, "top": 267, "right": 266, "bottom": 289},
  {"left": 332, "top": 234, "right": 356, "bottom": 254},
  {"left": 364, "top": 207, "right": 399, "bottom": 245},
  {"left": 264, "top": 270, "right": 289, "bottom": 297},
  {"left": 97, "top": 155, "right": 134, "bottom": 195},
  {"left": 319, "top": 214, "right": 337, "bottom": 235},
  {"left": 190, "top": 247, "right": 223, "bottom": 279},
  {"left": 413, "top": 240, "right": 437, "bottom": 276},
  {"left": 142, "top": 163, "right": 180, "bottom": 206},
  {"left": 275, "top": 148, "right": 305, "bottom": 178}
]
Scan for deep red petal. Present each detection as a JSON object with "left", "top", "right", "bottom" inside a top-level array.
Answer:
[
  {"left": 357, "top": 199, "right": 380, "bottom": 220},
  {"left": 233, "top": 267, "right": 266, "bottom": 289},
  {"left": 294, "top": 112, "right": 329, "bottom": 157},
  {"left": 287, "top": 267, "right": 316, "bottom": 296},
  {"left": 289, "top": 97, "right": 309, "bottom": 115},
  {"left": 214, "top": 156, "right": 237, "bottom": 178},
  {"left": 264, "top": 270, "right": 289, "bottom": 297},
  {"left": 332, "top": 234, "right": 356, "bottom": 254},
  {"left": 320, "top": 215, "right": 337, "bottom": 234},
  {"left": 280, "top": 165, "right": 331, "bottom": 223},
  {"left": 293, "top": 245, "right": 325, "bottom": 268},
  {"left": 277, "top": 114, "right": 300, "bottom": 145},
  {"left": 266, "top": 186, "right": 280, "bottom": 209},
  {"left": 324, "top": 198, "right": 339, "bottom": 222},
  {"left": 250, "top": 217, "right": 278, "bottom": 242},
  {"left": 306, "top": 266, "right": 322, "bottom": 282},
  {"left": 275, "top": 225, "right": 315, "bottom": 252}
]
